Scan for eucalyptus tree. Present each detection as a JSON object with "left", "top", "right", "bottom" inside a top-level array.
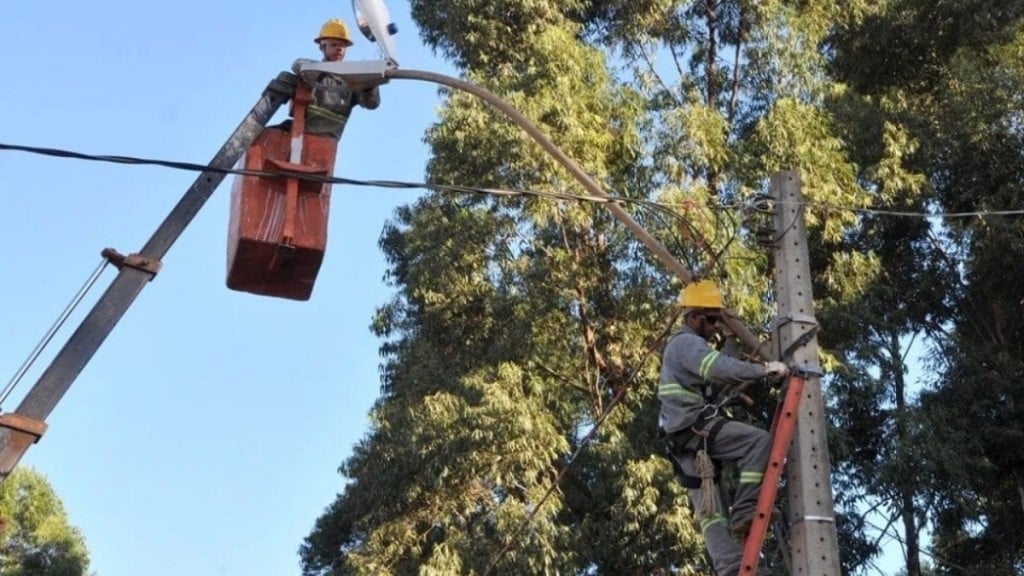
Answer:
[{"left": 300, "top": 2, "right": 934, "bottom": 574}]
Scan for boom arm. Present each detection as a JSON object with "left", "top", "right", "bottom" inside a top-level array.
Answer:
[{"left": 0, "top": 73, "right": 297, "bottom": 481}]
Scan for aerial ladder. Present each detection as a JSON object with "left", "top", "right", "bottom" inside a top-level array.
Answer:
[
  {"left": 0, "top": 73, "right": 308, "bottom": 479},
  {"left": 0, "top": 72, "right": 290, "bottom": 479},
  {"left": 0, "top": 4, "right": 400, "bottom": 481}
]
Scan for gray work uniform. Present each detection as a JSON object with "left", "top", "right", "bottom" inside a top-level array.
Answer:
[
  {"left": 658, "top": 325, "right": 772, "bottom": 576},
  {"left": 271, "top": 58, "right": 381, "bottom": 140}
]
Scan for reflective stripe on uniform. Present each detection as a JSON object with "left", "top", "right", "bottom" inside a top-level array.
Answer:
[
  {"left": 699, "top": 350, "right": 720, "bottom": 379},
  {"left": 739, "top": 470, "right": 764, "bottom": 484},
  {"left": 701, "top": 514, "right": 726, "bottom": 535},
  {"left": 308, "top": 104, "right": 349, "bottom": 123},
  {"left": 657, "top": 382, "right": 703, "bottom": 402}
]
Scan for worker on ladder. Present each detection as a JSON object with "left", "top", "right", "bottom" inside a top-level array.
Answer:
[
  {"left": 269, "top": 18, "right": 382, "bottom": 140},
  {"left": 657, "top": 280, "right": 789, "bottom": 576}
]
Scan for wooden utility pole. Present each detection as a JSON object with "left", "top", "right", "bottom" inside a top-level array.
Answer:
[{"left": 771, "top": 171, "right": 842, "bottom": 574}]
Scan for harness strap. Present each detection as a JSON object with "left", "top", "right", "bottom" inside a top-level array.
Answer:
[
  {"left": 658, "top": 418, "right": 730, "bottom": 490},
  {"left": 700, "top": 416, "right": 728, "bottom": 447}
]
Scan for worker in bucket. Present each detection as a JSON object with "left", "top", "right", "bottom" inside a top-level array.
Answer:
[
  {"left": 271, "top": 18, "right": 381, "bottom": 140},
  {"left": 657, "top": 280, "right": 789, "bottom": 576}
]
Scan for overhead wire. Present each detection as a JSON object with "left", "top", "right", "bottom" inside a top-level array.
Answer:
[
  {"left": 631, "top": 198, "right": 703, "bottom": 273},
  {"left": 3, "top": 142, "right": 1020, "bottom": 221},
  {"left": 802, "top": 201, "right": 1024, "bottom": 219},
  {"left": 0, "top": 142, "right": 666, "bottom": 213},
  {"left": 0, "top": 139, "right": 727, "bottom": 281}
]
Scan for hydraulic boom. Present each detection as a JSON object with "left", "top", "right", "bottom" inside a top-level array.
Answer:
[{"left": 0, "top": 73, "right": 297, "bottom": 482}]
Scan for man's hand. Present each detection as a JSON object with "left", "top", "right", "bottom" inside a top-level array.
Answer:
[
  {"left": 717, "top": 320, "right": 735, "bottom": 339},
  {"left": 291, "top": 58, "right": 317, "bottom": 75},
  {"left": 764, "top": 361, "right": 789, "bottom": 379}
]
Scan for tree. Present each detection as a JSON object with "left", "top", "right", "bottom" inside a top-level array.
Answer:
[
  {"left": 827, "top": 1, "right": 1024, "bottom": 573},
  {"left": 0, "top": 467, "right": 92, "bottom": 576},
  {"left": 299, "top": 1, "right": 940, "bottom": 575}
]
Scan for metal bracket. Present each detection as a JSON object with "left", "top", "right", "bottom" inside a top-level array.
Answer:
[
  {"left": 772, "top": 313, "right": 817, "bottom": 330},
  {"left": 0, "top": 413, "right": 47, "bottom": 444},
  {"left": 773, "top": 314, "right": 823, "bottom": 376},
  {"left": 101, "top": 248, "right": 162, "bottom": 279},
  {"left": 784, "top": 325, "right": 819, "bottom": 356},
  {"left": 785, "top": 326, "right": 823, "bottom": 375}
]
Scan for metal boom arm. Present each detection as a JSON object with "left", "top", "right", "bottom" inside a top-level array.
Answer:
[{"left": 0, "top": 73, "right": 297, "bottom": 481}]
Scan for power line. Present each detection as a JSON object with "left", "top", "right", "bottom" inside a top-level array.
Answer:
[
  {"left": 0, "top": 140, "right": 724, "bottom": 276},
  {"left": 0, "top": 141, "right": 662, "bottom": 211},
  {"left": 4, "top": 141, "right": 1020, "bottom": 221},
  {"left": 800, "top": 201, "right": 1024, "bottom": 220}
]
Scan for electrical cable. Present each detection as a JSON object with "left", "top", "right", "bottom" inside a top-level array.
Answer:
[
  {"left": 0, "top": 140, "right": 727, "bottom": 284},
  {"left": 796, "top": 200, "right": 1024, "bottom": 220},
  {"left": 0, "top": 142, "right": 665, "bottom": 212},
  {"left": 5, "top": 142, "right": 1018, "bottom": 221}
]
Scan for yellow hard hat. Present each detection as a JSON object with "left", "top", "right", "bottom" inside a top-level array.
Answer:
[
  {"left": 315, "top": 18, "right": 354, "bottom": 46},
  {"left": 678, "top": 280, "right": 726, "bottom": 310}
]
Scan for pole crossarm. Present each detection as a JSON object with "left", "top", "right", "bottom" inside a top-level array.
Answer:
[
  {"left": 384, "top": 68, "right": 771, "bottom": 357},
  {"left": 386, "top": 68, "right": 691, "bottom": 280}
]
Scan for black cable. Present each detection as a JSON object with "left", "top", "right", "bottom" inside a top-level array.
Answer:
[
  {"left": 0, "top": 142, "right": 662, "bottom": 211},
  {"left": 3, "top": 142, "right": 1020, "bottom": 219}
]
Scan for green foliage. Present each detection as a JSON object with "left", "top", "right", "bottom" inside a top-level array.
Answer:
[
  {"left": 0, "top": 468, "right": 91, "bottom": 576},
  {"left": 824, "top": 1, "right": 1024, "bottom": 574},
  {"left": 300, "top": 0, "right": 1024, "bottom": 574}
]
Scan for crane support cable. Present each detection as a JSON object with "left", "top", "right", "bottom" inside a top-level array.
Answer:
[{"left": 0, "top": 258, "right": 109, "bottom": 408}]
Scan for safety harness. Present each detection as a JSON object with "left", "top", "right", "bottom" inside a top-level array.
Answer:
[
  {"left": 658, "top": 379, "right": 749, "bottom": 518},
  {"left": 658, "top": 414, "right": 728, "bottom": 489}
]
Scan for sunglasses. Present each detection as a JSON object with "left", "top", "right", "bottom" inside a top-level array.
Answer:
[{"left": 700, "top": 314, "right": 719, "bottom": 325}]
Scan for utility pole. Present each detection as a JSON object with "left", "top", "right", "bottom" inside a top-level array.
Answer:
[{"left": 771, "top": 171, "right": 842, "bottom": 574}]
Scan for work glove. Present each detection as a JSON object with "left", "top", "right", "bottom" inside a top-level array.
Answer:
[
  {"left": 291, "top": 58, "right": 317, "bottom": 75},
  {"left": 764, "top": 361, "right": 789, "bottom": 379}
]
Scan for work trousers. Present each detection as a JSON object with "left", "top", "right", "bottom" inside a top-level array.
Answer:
[{"left": 669, "top": 418, "right": 771, "bottom": 576}]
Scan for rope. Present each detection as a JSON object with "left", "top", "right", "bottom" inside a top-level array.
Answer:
[
  {"left": 0, "top": 258, "right": 109, "bottom": 408},
  {"left": 695, "top": 434, "right": 718, "bottom": 518}
]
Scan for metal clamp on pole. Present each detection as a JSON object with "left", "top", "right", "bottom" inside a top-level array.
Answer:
[
  {"left": 101, "top": 248, "right": 162, "bottom": 280},
  {"left": 773, "top": 314, "right": 822, "bottom": 375}
]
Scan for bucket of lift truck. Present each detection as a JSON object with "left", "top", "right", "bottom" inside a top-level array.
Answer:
[{"left": 226, "top": 127, "right": 337, "bottom": 301}]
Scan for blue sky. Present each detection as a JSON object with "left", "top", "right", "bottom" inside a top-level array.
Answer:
[{"left": 1, "top": 1, "right": 453, "bottom": 574}]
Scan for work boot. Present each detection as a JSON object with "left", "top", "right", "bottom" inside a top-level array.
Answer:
[{"left": 731, "top": 507, "right": 783, "bottom": 542}]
